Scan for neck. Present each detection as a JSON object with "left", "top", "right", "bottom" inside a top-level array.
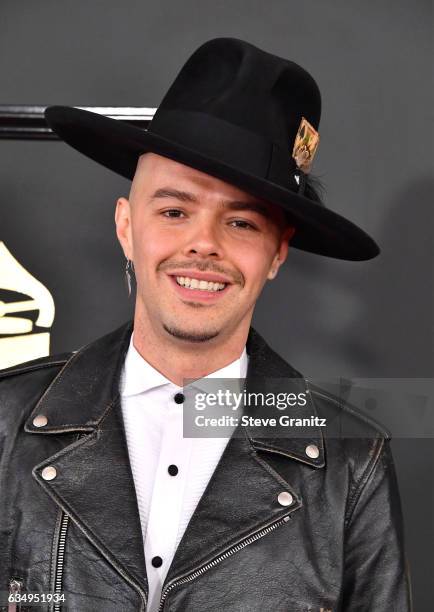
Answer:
[{"left": 131, "top": 312, "right": 250, "bottom": 387}]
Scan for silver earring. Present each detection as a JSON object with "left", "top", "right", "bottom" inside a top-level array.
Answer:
[{"left": 125, "top": 259, "right": 134, "bottom": 297}]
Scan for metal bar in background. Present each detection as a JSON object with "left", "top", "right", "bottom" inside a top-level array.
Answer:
[{"left": 0, "top": 106, "right": 157, "bottom": 140}]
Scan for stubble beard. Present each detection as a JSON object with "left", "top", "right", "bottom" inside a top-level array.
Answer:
[
  {"left": 161, "top": 294, "right": 225, "bottom": 343},
  {"left": 162, "top": 322, "right": 220, "bottom": 343}
]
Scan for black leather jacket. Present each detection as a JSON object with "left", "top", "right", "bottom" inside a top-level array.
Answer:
[{"left": 0, "top": 322, "right": 412, "bottom": 611}]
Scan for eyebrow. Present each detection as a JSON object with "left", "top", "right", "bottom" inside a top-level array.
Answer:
[
  {"left": 150, "top": 187, "right": 270, "bottom": 218},
  {"left": 150, "top": 188, "right": 198, "bottom": 203}
]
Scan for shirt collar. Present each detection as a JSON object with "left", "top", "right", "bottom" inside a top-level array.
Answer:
[{"left": 120, "top": 333, "right": 249, "bottom": 397}]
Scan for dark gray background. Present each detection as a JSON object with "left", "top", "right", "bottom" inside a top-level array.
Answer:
[{"left": 1, "top": 1, "right": 432, "bottom": 608}]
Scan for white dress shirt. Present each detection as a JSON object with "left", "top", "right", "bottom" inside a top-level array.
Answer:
[{"left": 119, "top": 335, "right": 248, "bottom": 612}]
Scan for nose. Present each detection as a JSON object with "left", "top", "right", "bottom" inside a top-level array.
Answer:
[{"left": 182, "top": 215, "right": 223, "bottom": 259}]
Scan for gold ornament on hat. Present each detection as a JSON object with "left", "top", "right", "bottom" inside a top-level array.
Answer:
[{"left": 292, "top": 117, "right": 320, "bottom": 173}]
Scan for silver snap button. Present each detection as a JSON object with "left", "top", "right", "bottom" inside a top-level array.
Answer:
[
  {"left": 41, "top": 466, "right": 57, "bottom": 481},
  {"left": 277, "top": 491, "right": 293, "bottom": 506},
  {"left": 305, "top": 444, "right": 320, "bottom": 459},
  {"left": 32, "top": 414, "right": 48, "bottom": 427}
]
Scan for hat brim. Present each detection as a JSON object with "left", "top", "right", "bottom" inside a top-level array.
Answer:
[{"left": 45, "top": 106, "right": 379, "bottom": 261}]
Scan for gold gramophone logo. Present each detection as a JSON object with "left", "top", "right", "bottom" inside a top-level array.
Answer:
[{"left": 0, "top": 241, "right": 55, "bottom": 369}]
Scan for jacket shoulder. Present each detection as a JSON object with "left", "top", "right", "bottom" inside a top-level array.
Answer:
[
  {"left": 308, "top": 381, "right": 391, "bottom": 440},
  {"left": 248, "top": 327, "right": 390, "bottom": 440},
  {"left": 0, "top": 352, "right": 72, "bottom": 380}
]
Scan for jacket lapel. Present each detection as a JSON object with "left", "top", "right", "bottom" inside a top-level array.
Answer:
[
  {"left": 24, "top": 322, "right": 149, "bottom": 597},
  {"left": 163, "top": 327, "right": 325, "bottom": 587}
]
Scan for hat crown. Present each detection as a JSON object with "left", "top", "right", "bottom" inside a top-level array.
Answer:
[
  {"left": 152, "top": 38, "right": 321, "bottom": 155},
  {"left": 43, "top": 37, "right": 379, "bottom": 260}
]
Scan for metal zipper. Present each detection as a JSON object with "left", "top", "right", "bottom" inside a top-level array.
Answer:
[
  {"left": 50, "top": 511, "right": 147, "bottom": 612},
  {"left": 158, "top": 514, "right": 291, "bottom": 612},
  {"left": 53, "top": 512, "right": 70, "bottom": 612}
]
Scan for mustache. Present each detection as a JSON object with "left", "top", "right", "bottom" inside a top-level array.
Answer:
[{"left": 158, "top": 260, "right": 244, "bottom": 285}]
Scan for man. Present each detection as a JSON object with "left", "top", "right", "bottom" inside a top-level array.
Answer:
[{"left": 0, "top": 38, "right": 411, "bottom": 611}]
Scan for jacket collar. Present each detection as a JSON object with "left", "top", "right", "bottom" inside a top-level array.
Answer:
[
  {"left": 25, "top": 321, "right": 324, "bottom": 467},
  {"left": 243, "top": 327, "right": 325, "bottom": 467},
  {"left": 24, "top": 321, "right": 325, "bottom": 602},
  {"left": 25, "top": 322, "right": 133, "bottom": 434}
]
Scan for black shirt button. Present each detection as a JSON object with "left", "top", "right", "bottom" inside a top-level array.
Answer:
[
  {"left": 151, "top": 556, "right": 163, "bottom": 568},
  {"left": 168, "top": 464, "right": 179, "bottom": 476},
  {"left": 174, "top": 392, "right": 185, "bottom": 404}
]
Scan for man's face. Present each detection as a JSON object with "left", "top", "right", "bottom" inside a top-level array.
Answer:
[{"left": 116, "top": 153, "right": 294, "bottom": 344}]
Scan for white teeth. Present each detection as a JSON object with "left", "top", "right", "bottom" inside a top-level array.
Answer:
[{"left": 175, "top": 276, "right": 226, "bottom": 291}]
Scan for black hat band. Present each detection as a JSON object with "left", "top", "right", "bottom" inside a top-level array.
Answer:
[{"left": 148, "top": 110, "right": 299, "bottom": 193}]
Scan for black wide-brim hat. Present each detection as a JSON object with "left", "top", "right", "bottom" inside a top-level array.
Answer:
[{"left": 45, "top": 38, "right": 379, "bottom": 261}]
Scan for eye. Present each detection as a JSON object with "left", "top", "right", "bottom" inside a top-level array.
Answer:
[
  {"left": 229, "top": 219, "right": 257, "bottom": 230},
  {"left": 162, "top": 209, "right": 185, "bottom": 218}
]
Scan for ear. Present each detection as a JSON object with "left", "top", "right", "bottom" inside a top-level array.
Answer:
[
  {"left": 115, "top": 197, "right": 134, "bottom": 260},
  {"left": 267, "top": 225, "right": 296, "bottom": 280}
]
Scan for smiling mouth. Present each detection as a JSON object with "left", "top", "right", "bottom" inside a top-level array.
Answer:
[{"left": 174, "top": 275, "right": 227, "bottom": 292}]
